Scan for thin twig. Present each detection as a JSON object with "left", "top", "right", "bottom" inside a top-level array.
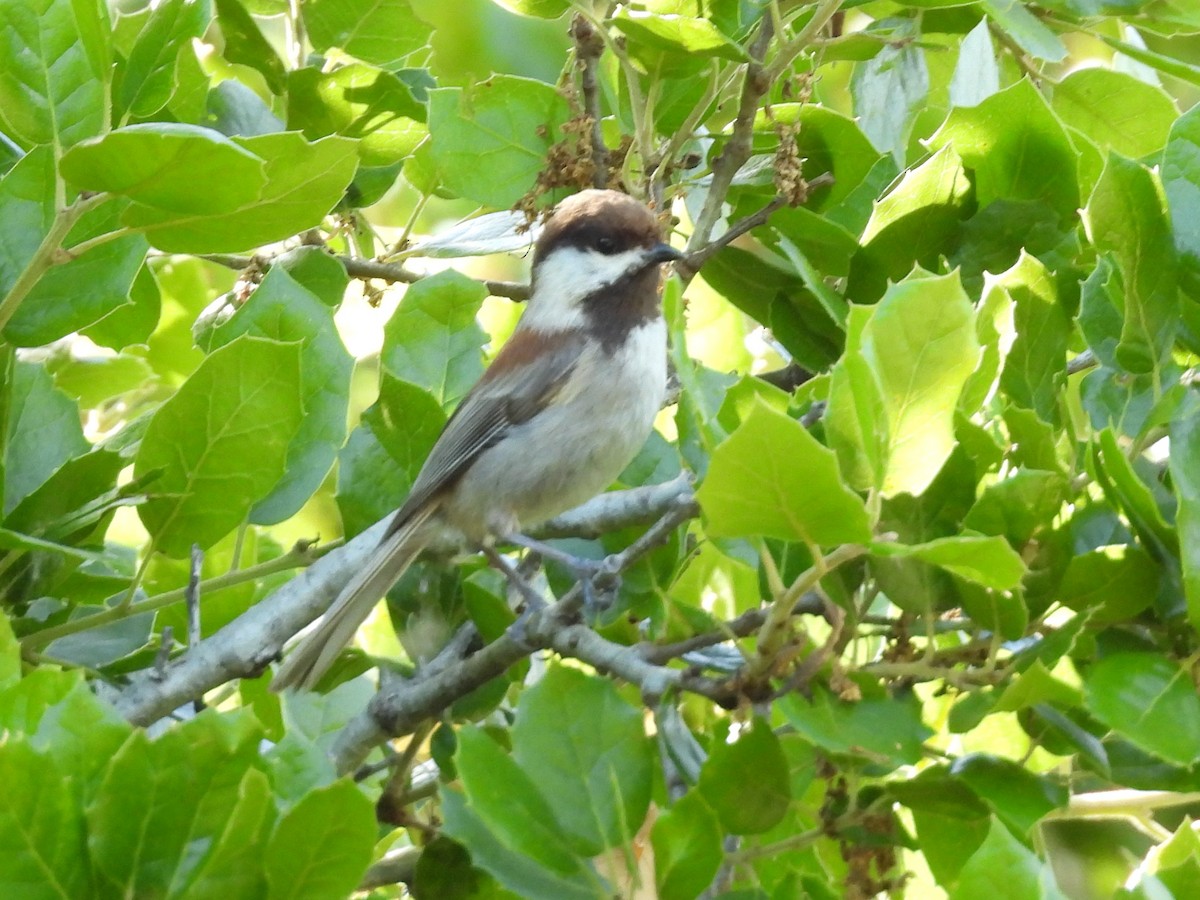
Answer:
[
  {"left": 680, "top": 196, "right": 787, "bottom": 279},
  {"left": 572, "top": 13, "right": 609, "bottom": 189},
  {"left": 636, "top": 592, "right": 824, "bottom": 665},
  {"left": 764, "top": 0, "right": 845, "bottom": 82},
  {"left": 686, "top": 17, "right": 776, "bottom": 255},
  {"left": 199, "top": 253, "right": 530, "bottom": 301},
  {"left": 187, "top": 544, "right": 205, "bottom": 712},
  {"left": 23, "top": 539, "right": 333, "bottom": 650}
]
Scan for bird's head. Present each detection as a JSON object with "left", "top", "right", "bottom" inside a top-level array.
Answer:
[{"left": 524, "top": 190, "right": 680, "bottom": 332}]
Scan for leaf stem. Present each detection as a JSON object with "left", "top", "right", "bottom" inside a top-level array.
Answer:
[
  {"left": 62, "top": 226, "right": 135, "bottom": 259},
  {"left": 21, "top": 539, "right": 337, "bottom": 650},
  {"left": 764, "top": 0, "right": 845, "bottom": 82},
  {"left": 747, "top": 541, "right": 868, "bottom": 680},
  {"left": 0, "top": 192, "right": 109, "bottom": 333}
]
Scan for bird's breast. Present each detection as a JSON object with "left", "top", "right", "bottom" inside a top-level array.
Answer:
[{"left": 443, "top": 317, "right": 667, "bottom": 539}]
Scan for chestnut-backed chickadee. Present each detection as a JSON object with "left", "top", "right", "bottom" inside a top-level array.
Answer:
[{"left": 272, "top": 190, "right": 680, "bottom": 691}]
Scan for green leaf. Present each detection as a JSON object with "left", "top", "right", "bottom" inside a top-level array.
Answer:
[
  {"left": 950, "top": 754, "right": 1066, "bottom": 836},
  {"left": 0, "top": 0, "right": 111, "bottom": 151},
  {"left": 1053, "top": 68, "right": 1177, "bottom": 158},
  {"left": 207, "top": 267, "right": 353, "bottom": 525},
  {"left": 979, "top": 0, "right": 1066, "bottom": 62},
  {"left": 696, "top": 400, "right": 871, "bottom": 545},
  {"left": 134, "top": 335, "right": 304, "bottom": 557},
  {"left": 1163, "top": 102, "right": 1200, "bottom": 293},
  {"left": 511, "top": 666, "right": 654, "bottom": 855},
  {"left": 994, "top": 660, "right": 1081, "bottom": 713},
  {"left": 46, "top": 609, "right": 153, "bottom": 669},
  {"left": 411, "top": 837, "right": 511, "bottom": 900},
  {"left": 4, "top": 203, "right": 149, "bottom": 346},
  {"left": 429, "top": 75, "right": 573, "bottom": 208},
  {"left": 117, "top": 0, "right": 211, "bottom": 120},
  {"left": 124, "top": 133, "right": 359, "bottom": 253},
  {"left": 0, "top": 147, "right": 55, "bottom": 299},
  {"left": 1056, "top": 544, "right": 1160, "bottom": 624},
  {"left": 447, "top": 726, "right": 598, "bottom": 879},
  {"left": 264, "top": 779, "right": 376, "bottom": 900},
  {"left": 23, "top": 676, "right": 131, "bottom": 787},
  {"left": 1098, "top": 33, "right": 1200, "bottom": 87},
  {"left": 651, "top": 790, "right": 722, "bottom": 900},
  {"left": 870, "top": 535, "right": 1026, "bottom": 591},
  {"left": 206, "top": 79, "right": 283, "bottom": 137},
  {"left": 848, "top": 144, "right": 973, "bottom": 303},
  {"left": 1092, "top": 428, "right": 1178, "bottom": 563},
  {"left": 950, "top": 816, "right": 1067, "bottom": 899},
  {"left": 337, "top": 381, "right": 445, "bottom": 537},
  {"left": 826, "top": 305, "right": 885, "bottom": 491},
  {"left": 1169, "top": 390, "right": 1200, "bottom": 629},
  {"left": 87, "top": 711, "right": 264, "bottom": 898},
  {"left": 964, "top": 469, "right": 1068, "bottom": 547},
  {"left": 168, "top": 37, "right": 210, "bottom": 124},
  {"left": 186, "top": 769, "right": 273, "bottom": 899},
  {"left": 4, "top": 361, "right": 89, "bottom": 515},
  {"left": 1084, "top": 153, "right": 1178, "bottom": 375},
  {"left": 287, "top": 64, "right": 426, "bottom": 167},
  {"left": 613, "top": 9, "right": 747, "bottom": 62},
  {"left": 441, "top": 788, "right": 601, "bottom": 900},
  {"left": 949, "top": 18, "right": 999, "bottom": 108},
  {"left": 273, "top": 247, "right": 348, "bottom": 307},
  {"left": 891, "top": 767, "right": 989, "bottom": 886},
  {"left": 930, "top": 79, "right": 1078, "bottom": 220},
  {"left": 850, "top": 32, "right": 928, "bottom": 165},
  {"left": 60, "top": 124, "right": 267, "bottom": 213},
  {"left": 304, "top": 0, "right": 431, "bottom": 68},
  {"left": 858, "top": 270, "right": 980, "bottom": 497},
  {"left": 779, "top": 686, "right": 932, "bottom": 770},
  {"left": 0, "top": 614, "right": 18, "bottom": 689},
  {"left": 490, "top": 0, "right": 567, "bottom": 17},
  {"left": 51, "top": 352, "right": 155, "bottom": 410},
  {"left": 381, "top": 269, "right": 487, "bottom": 408},
  {"left": 0, "top": 740, "right": 91, "bottom": 900},
  {"left": 699, "top": 245, "right": 843, "bottom": 373},
  {"left": 83, "top": 262, "right": 162, "bottom": 350},
  {"left": 697, "top": 718, "right": 790, "bottom": 835},
  {"left": 955, "top": 280, "right": 1012, "bottom": 415},
  {"left": 1084, "top": 653, "right": 1200, "bottom": 766},
  {"left": 214, "top": 0, "right": 286, "bottom": 93},
  {"left": 996, "top": 253, "right": 1070, "bottom": 424}
]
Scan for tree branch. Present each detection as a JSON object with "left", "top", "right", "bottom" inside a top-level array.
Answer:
[
  {"left": 111, "top": 479, "right": 697, "bottom": 728},
  {"left": 679, "top": 196, "right": 787, "bottom": 281},
  {"left": 572, "top": 13, "right": 609, "bottom": 189},
  {"left": 199, "top": 252, "right": 530, "bottom": 301},
  {"left": 685, "top": 17, "right": 775, "bottom": 255},
  {"left": 331, "top": 493, "right": 701, "bottom": 774}
]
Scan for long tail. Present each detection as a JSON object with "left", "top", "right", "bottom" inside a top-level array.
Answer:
[{"left": 271, "top": 505, "right": 438, "bottom": 692}]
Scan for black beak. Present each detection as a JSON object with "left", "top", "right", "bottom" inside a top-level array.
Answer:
[{"left": 647, "top": 242, "right": 683, "bottom": 265}]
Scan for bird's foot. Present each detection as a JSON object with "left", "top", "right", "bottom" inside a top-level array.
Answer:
[
  {"left": 504, "top": 535, "right": 621, "bottom": 620},
  {"left": 483, "top": 545, "right": 548, "bottom": 615}
]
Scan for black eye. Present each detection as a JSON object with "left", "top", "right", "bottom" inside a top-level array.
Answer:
[{"left": 595, "top": 236, "right": 617, "bottom": 254}]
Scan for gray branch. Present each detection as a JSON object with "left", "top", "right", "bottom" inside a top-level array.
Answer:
[
  {"left": 199, "top": 252, "right": 530, "bottom": 301},
  {"left": 112, "top": 476, "right": 697, "bottom": 728},
  {"left": 331, "top": 489, "right": 703, "bottom": 774}
]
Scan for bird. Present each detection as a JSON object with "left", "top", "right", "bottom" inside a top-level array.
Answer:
[{"left": 271, "top": 189, "right": 681, "bottom": 691}]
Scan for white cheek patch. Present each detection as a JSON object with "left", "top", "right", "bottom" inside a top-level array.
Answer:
[{"left": 522, "top": 246, "right": 651, "bottom": 332}]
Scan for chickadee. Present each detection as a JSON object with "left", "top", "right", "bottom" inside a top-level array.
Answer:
[{"left": 272, "top": 190, "right": 680, "bottom": 691}]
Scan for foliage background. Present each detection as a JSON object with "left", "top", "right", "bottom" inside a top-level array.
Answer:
[{"left": 2, "top": 0, "right": 1200, "bottom": 897}]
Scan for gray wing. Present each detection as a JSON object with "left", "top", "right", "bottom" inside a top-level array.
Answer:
[{"left": 386, "top": 330, "right": 586, "bottom": 534}]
